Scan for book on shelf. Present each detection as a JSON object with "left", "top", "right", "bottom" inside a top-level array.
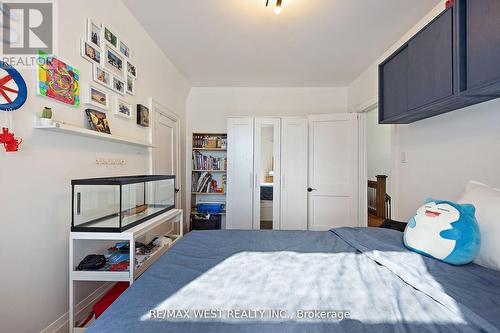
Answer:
[
  {"left": 192, "top": 150, "right": 227, "bottom": 171},
  {"left": 191, "top": 172, "right": 226, "bottom": 194},
  {"left": 193, "top": 134, "right": 227, "bottom": 149}
]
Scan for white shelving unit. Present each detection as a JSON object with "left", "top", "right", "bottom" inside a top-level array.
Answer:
[
  {"left": 34, "top": 120, "right": 156, "bottom": 148},
  {"left": 69, "top": 209, "right": 183, "bottom": 332},
  {"left": 191, "top": 133, "right": 227, "bottom": 229}
]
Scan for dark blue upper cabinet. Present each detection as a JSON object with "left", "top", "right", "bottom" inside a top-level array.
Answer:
[
  {"left": 379, "top": 0, "right": 500, "bottom": 124},
  {"left": 379, "top": 47, "right": 408, "bottom": 122},
  {"left": 464, "top": 0, "right": 500, "bottom": 94},
  {"left": 408, "top": 9, "right": 454, "bottom": 110}
]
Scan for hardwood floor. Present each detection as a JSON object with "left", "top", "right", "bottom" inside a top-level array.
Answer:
[
  {"left": 368, "top": 213, "right": 384, "bottom": 228},
  {"left": 260, "top": 221, "right": 273, "bottom": 230}
]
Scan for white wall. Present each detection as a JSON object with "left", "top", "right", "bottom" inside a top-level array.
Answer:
[
  {"left": 366, "top": 108, "right": 391, "bottom": 194},
  {"left": 185, "top": 87, "right": 348, "bottom": 212},
  {"left": 187, "top": 87, "right": 348, "bottom": 133},
  {"left": 396, "top": 99, "right": 500, "bottom": 219},
  {"left": 348, "top": 0, "right": 500, "bottom": 220},
  {"left": 0, "top": 1, "right": 190, "bottom": 332}
]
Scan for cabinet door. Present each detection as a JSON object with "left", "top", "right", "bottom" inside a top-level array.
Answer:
[
  {"left": 226, "top": 117, "right": 254, "bottom": 230},
  {"left": 280, "top": 117, "right": 308, "bottom": 230},
  {"left": 379, "top": 46, "right": 408, "bottom": 122},
  {"left": 408, "top": 9, "right": 454, "bottom": 110},
  {"left": 466, "top": 0, "right": 500, "bottom": 90}
]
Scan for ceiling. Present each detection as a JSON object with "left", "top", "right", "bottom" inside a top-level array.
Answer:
[{"left": 123, "top": 0, "right": 440, "bottom": 87}]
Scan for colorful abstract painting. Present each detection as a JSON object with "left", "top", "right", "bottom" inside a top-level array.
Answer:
[{"left": 38, "top": 53, "right": 80, "bottom": 106}]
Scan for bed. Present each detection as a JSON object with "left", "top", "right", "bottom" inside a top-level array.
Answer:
[{"left": 87, "top": 228, "right": 500, "bottom": 333}]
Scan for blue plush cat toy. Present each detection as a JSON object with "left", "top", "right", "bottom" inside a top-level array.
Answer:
[{"left": 404, "top": 199, "right": 481, "bottom": 265}]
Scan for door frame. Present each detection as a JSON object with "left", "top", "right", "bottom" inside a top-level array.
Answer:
[
  {"left": 354, "top": 98, "right": 398, "bottom": 225},
  {"left": 149, "top": 98, "right": 181, "bottom": 207}
]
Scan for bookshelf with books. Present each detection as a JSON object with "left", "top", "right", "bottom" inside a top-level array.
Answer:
[{"left": 191, "top": 133, "right": 227, "bottom": 229}]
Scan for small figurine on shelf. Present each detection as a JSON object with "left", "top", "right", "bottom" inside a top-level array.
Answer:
[
  {"left": 40, "top": 107, "right": 53, "bottom": 126},
  {"left": 0, "top": 127, "right": 22, "bottom": 152},
  {"left": 210, "top": 179, "right": 218, "bottom": 192}
]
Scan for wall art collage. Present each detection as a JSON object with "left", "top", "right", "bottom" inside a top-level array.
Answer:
[
  {"left": 82, "top": 19, "right": 138, "bottom": 121},
  {"left": 35, "top": 18, "right": 149, "bottom": 134}
]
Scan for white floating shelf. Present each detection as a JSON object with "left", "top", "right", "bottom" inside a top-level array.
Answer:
[{"left": 34, "top": 121, "right": 156, "bottom": 148}]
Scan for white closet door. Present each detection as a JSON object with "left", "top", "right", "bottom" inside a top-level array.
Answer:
[
  {"left": 280, "top": 117, "right": 308, "bottom": 230},
  {"left": 226, "top": 117, "right": 254, "bottom": 229},
  {"left": 308, "top": 113, "right": 359, "bottom": 231}
]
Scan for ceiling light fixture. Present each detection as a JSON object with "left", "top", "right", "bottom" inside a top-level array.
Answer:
[{"left": 265, "top": 0, "right": 283, "bottom": 15}]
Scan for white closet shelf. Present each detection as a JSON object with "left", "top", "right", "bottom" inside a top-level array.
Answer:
[{"left": 34, "top": 121, "right": 157, "bottom": 148}]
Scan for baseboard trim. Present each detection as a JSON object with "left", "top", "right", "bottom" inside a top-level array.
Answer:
[{"left": 40, "top": 282, "right": 114, "bottom": 333}]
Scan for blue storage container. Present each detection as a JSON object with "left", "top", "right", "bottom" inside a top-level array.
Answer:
[{"left": 196, "top": 203, "right": 225, "bottom": 214}]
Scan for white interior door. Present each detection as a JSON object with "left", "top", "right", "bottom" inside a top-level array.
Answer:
[
  {"left": 281, "top": 117, "right": 308, "bottom": 230},
  {"left": 253, "top": 118, "right": 281, "bottom": 230},
  {"left": 308, "top": 113, "right": 358, "bottom": 230},
  {"left": 226, "top": 117, "right": 254, "bottom": 229},
  {"left": 152, "top": 100, "right": 180, "bottom": 207}
]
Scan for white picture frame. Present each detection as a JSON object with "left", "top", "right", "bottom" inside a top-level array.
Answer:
[
  {"left": 126, "top": 75, "right": 135, "bottom": 95},
  {"left": 126, "top": 60, "right": 137, "bottom": 78},
  {"left": 104, "top": 45, "right": 125, "bottom": 79},
  {"left": 92, "top": 64, "right": 112, "bottom": 89},
  {"left": 86, "top": 18, "right": 102, "bottom": 49},
  {"left": 81, "top": 39, "right": 102, "bottom": 65},
  {"left": 84, "top": 83, "right": 109, "bottom": 111},
  {"left": 112, "top": 76, "right": 126, "bottom": 95},
  {"left": 102, "top": 25, "right": 119, "bottom": 49},
  {"left": 114, "top": 96, "right": 132, "bottom": 119},
  {"left": 119, "top": 40, "right": 131, "bottom": 59}
]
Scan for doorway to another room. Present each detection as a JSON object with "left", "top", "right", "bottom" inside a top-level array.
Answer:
[{"left": 366, "top": 108, "right": 391, "bottom": 227}]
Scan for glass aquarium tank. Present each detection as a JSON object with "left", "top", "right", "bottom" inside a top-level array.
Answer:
[{"left": 71, "top": 175, "right": 176, "bottom": 232}]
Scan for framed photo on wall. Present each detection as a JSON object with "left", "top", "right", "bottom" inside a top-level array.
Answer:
[
  {"left": 92, "top": 64, "right": 112, "bottom": 89},
  {"left": 137, "top": 104, "right": 149, "bottom": 127},
  {"left": 112, "top": 76, "right": 126, "bottom": 95},
  {"left": 114, "top": 97, "right": 132, "bottom": 119},
  {"left": 103, "top": 25, "right": 118, "bottom": 49},
  {"left": 119, "top": 40, "right": 131, "bottom": 58},
  {"left": 104, "top": 45, "right": 125, "bottom": 78},
  {"left": 126, "top": 75, "right": 135, "bottom": 95},
  {"left": 84, "top": 83, "right": 109, "bottom": 110},
  {"left": 86, "top": 109, "right": 111, "bottom": 134},
  {"left": 127, "top": 60, "right": 137, "bottom": 78},
  {"left": 81, "top": 39, "right": 102, "bottom": 65},
  {"left": 87, "top": 18, "right": 102, "bottom": 49}
]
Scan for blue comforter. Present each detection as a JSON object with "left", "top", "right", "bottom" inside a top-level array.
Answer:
[{"left": 87, "top": 228, "right": 500, "bottom": 333}]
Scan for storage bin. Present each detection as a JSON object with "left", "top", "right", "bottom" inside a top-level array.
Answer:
[
  {"left": 196, "top": 203, "right": 225, "bottom": 214},
  {"left": 191, "top": 215, "right": 221, "bottom": 230}
]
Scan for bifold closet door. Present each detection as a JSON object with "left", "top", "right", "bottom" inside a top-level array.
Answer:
[
  {"left": 280, "top": 118, "right": 308, "bottom": 230},
  {"left": 226, "top": 117, "right": 254, "bottom": 229}
]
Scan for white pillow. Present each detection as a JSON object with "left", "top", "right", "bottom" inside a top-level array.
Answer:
[{"left": 458, "top": 181, "right": 500, "bottom": 271}]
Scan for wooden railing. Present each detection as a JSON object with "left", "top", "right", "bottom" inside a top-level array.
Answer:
[{"left": 368, "top": 175, "right": 391, "bottom": 219}]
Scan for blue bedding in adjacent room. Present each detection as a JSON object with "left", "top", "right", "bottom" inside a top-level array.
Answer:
[
  {"left": 260, "top": 184, "right": 273, "bottom": 201},
  {"left": 87, "top": 228, "right": 500, "bottom": 333}
]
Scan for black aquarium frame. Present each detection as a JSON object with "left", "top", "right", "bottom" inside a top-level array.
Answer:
[{"left": 71, "top": 175, "right": 176, "bottom": 233}]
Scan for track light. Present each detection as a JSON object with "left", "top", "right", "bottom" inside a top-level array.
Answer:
[
  {"left": 274, "top": 0, "right": 282, "bottom": 14},
  {"left": 266, "top": 0, "right": 283, "bottom": 15}
]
